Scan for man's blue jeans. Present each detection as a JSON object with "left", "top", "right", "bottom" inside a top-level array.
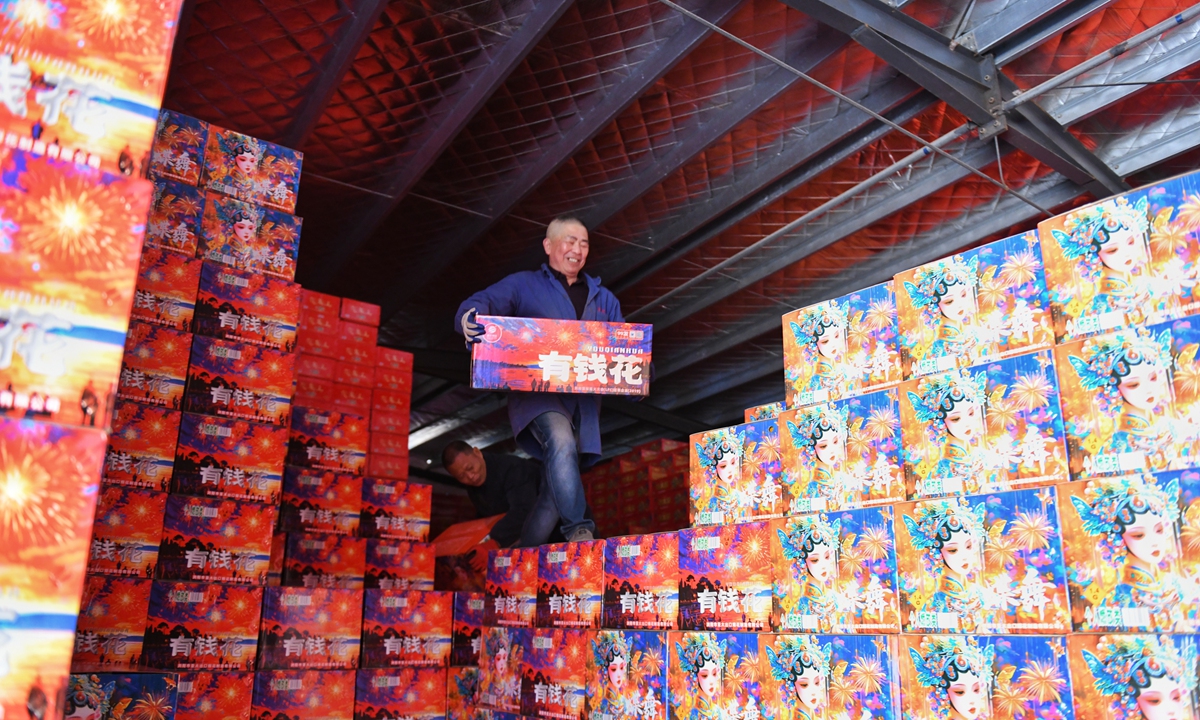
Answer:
[{"left": 519, "top": 411, "right": 594, "bottom": 546}]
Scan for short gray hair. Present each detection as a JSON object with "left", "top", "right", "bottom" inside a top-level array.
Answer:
[{"left": 546, "top": 215, "right": 587, "bottom": 241}]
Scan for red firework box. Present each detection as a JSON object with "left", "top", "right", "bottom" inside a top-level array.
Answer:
[
  {"left": 117, "top": 322, "right": 192, "bottom": 410},
  {"left": 369, "top": 453, "right": 411, "bottom": 481},
  {"left": 521, "top": 629, "right": 589, "bottom": 720},
  {"left": 297, "top": 353, "right": 338, "bottom": 379},
  {"left": 448, "top": 667, "right": 481, "bottom": 719},
  {"left": 361, "top": 478, "right": 432, "bottom": 541},
  {"left": 372, "top": 409, "right": 411, "bottom": 436},
  {"left": 302, "top": 288, "right": 341, "bottom": 315},
  {"left": 340, "top": 319, "right": 379, "bottom": 347},
  {"left": 142, "top": 580, "right": 264, "bottom": 671},
  {"left": 252, "top": 670, "right": 356, "bottom": 720},
  {"left": 535, "top": 541, "right": 604, "bottom": 629},
  {"left": 151, "top": 111, "right": 211, "bottom": 185},
  {"left": 332, "top": 383, "right": 373, "bottom": 415},
  {"left": 452, "top": 592, "right": 486, "bottom": 666},
  {"left": 279, "top": 532, "right": 367, "bottom": 590},
  {"left": 679, "top": 522, "right": 773, "bottom": 632},
  {"left": 280, "top": 466, "right": 363, "bottom": 536},
  {"left": 157, "top": 494, "right": 277, "bottom": 585},
  {"left": 259, "top": 586, "right": 364, "bottom": 670},
  {"left": 296, "top": 376, "right": 335, "bottom": 410},
  {"left": 177, "top": 671, "right": 256, "bottom": 720},
  {"left": 355, "top": 667, "right": 448, "bottom": 720},
  {"left": 198, "top": 192, "right": 302, "bottom": 281},
  {"left": 487, "top": 548, "right": 540, "bottom": 627},
  {"left": 667, "top": 632, "right": 762, "bottom": 720},
  {"left": 104, "top": 400, "right": 181, "bottom": 491},
  {"left": 288, "top": 405, "right": 370, "bottom": 475},
  {"left": 132, "top": 246, "right": 203, "bottom": 330},
  {"left": 172, "top": 412, "right": 287, "bottom": 503},
  {"left": 471, "top": 316, "right": 652, "bottom": 396},
  {"left": 342, "top": 298, "right": 382, "bottom": 326},
  {"left": 71, "top": 576, "right": 152, "bottom": 672},
  {"left": 145, "top": 176, "right": 205, "bottom": 256},
  {"left": 299, "top": 307, "right": 340, "bottom": 336},
  {"left": 183, "top": 336, "right": 295, "bottom": 425},
  {"left": 298, "top": 331, "right": 339, "bottom": 359},
  {"left": 377, "top": 347, "right": 414, "bottom": 372},
  {"left": 375, "top": 369, "right": 414, "bottom": 398},
  {"left": 342, "top": 342, "right": 378, "bottom": 367},
  {"left": 194, "top": 261, "right": 300, "bottom": 350},
  {"left": 367, "top": 538, "right": 436, "bottom": 591},
  {"left": 371, "top": 431, "right": 410, "bottom": 457},
  {"left": 87, "top": 484, "right": 167, "bottom": 577},
  {"left": 202, "top": 125, "right": 304, "bottom": 214},
  {"left": 335, "top": 360, "right": 376, "bottom": 388},
  {"left": 603, "top": 533, "right": 679, "bottom": 630},
  {"left": 373, "top": 388, "right": 413, "bottom": 414},
  {"left": 361, "top": 589, "right": 453, "bottom": 668}
]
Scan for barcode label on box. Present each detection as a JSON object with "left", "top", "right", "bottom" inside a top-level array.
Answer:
[
  {"left": 698, "top": 511, "right": 725, "bottom": 525},
  {"left": 382, "top": 596, "right": 408, "bottom": 608},
  {"left": 209, "top": 345, "right": 242, "bottom": 360},
  {"left": 469, "top": 599, "right": 485, "bottom": 611},
  {"left": 691, "top": 536, "right": 721, "bottom": 552},
  {"left": 200, "top": 424, "right": 232, "bottom": 437},
  {"left": 547, "top": 551, "right": 568, "bottom": 564},
  {"left": 218, "top": 272, "right": 250, "bottom": 288},
  {"left": 299, "top": 474, "right": 322, "bottom": 486},
  {"left": 178, "top": 681, "right": 194, "bottom": 693},
  {"left": 376, "top": 545, "right": 399, "bottom": 556},
  {"left": 272, "top": 678, "right": 304, "bottom": 691},
  {"left": 301, "top": 540, "right": 326, "bottom": 550},
  {"left": 187, "top": 505, "right": 221, "bottom": 518},
  {"left": 372, "top": 676, "right": 402, "bottom": 688},
  {"left": 173, "top": 590, "right": 207, "bottom": 603},
  {"left": 373, "top": 483, "right": 395, "bottom": 494},
  {"left": 494, "top": 556, "right": 512, "bottom": 567},
  {"left": 915, "top": 611, "right": 960, "bottom": 630},
  {"left": 304, "top": 414, "right": 330, "bottom": 425},
  {"left": 282, "top": 594, "right": 313, "bottom": 607},
  {"left": 533, "top": 636, "right": 553, "bottom": 650},
  {"left": 616, "top": 545, "right": 640, "bottom": 559}
]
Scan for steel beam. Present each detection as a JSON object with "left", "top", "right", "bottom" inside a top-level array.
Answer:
[
  {"left": 953, "top": 0, "right": 1084, "bottom": 54},
  {"left": 407, "top": 393, "right": 509, "bottom": 449},
  {"left": 991, "top": 0, "right": 1113, "bottom": 64}
]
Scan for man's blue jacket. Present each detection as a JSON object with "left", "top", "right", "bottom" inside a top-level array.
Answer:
[{"left": 455, "top": 264, "right": 623, "bottom": 465}]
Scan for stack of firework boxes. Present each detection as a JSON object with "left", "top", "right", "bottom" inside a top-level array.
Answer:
[
  {"left": 583, "top": 439, "right": 690, "bottom": 536},
  {"left": 0, "top": 1, "right": 187, "bottom": 717},
  {"left": 677, "top": 172, "right": 1200, "bottom": 720}
]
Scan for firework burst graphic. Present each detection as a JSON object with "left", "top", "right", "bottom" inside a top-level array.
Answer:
[
  {"left": 0, "top": 432, "right": 90, "bottom": 553},
  {"left": 998, "top": 250, "right": 1042, "bottom": 289},
  {"left": 1016, "top": 658, "right": 1066, "bottom": 703},
  {"left": 1009, "top": 510, "right": 1054, "bottom": 551}
]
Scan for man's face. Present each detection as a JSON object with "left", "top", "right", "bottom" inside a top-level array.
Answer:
[
  {"left": 447, "top": 448, "right": 487, "bottom": 487},
  {"left": 543, "top": 222, "right": 589, "bottom": 279}
]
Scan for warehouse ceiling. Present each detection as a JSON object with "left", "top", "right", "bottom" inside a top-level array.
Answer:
[{"left": 163, "top": 0, "right": 1200, "bottom": 477}]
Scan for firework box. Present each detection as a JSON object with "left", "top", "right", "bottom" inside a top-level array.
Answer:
[
  {"left": 258, "top": 586, "right": 363, "bottom": 670},
  {"left": 361, "top": 589, "right": 453, "bottom": 668},
  {"left": 603, "top": 533, "right": 678, "bottom": 630},
  {"left": 369, "top": 453, "right": 411, "bottom": 481},
  {"left": 744, "top": 402, "right": 785, "bottom": 423},
  {"left": 151, "top": 110, "right": 211, "bottom": 185},
  {"left": 251, "top": 669, "right": 355, "bottom": 720},
  {"left": 739, "top": 418, "right": 785, "bottom": 520},
  {"left": 520, "top": 629, "right": 588, "bottom": 720},
  {"left": 584, "top": 630, "right": 668, "bottom": 720},
  {"left": 1058, "top": 471, "right": 1198, "bottom": 632},
  {"left": 279, "top": 532, "right": 367, "bottom": 590},
  {"left": 896, "top": 231, "right": 1055, "bottom": 379},
  {"left": 105, "top": 401, "right": 181, "bottom": 491},
  {"left": 332, "top": 383, "right": 373, "bottom": 415},
  {"left": 1067, "top": 633, "right": 1198, "bottom": 720},
  {"left": 184, "top": 336, "right": 295, "bottom": 425},
  {"left": 678, "top": 522, "right": 773, "bottom": 632},
  {"left": 339, "top": 319, "right": 379, "bottom": 347},
  {"left": 355, "top": 667, "right": 448, "bottom": 720},
  {"left": 172, "top": 412, "right": 287, "bottom": 503},
  {"left": 487, "top": 548, "right": 540, "bottom": 627},
  {"left": 296, "top": 376, "right": 335, "bottom": 409},
  {"left": 342, "top": 342, "right": 378, "bottom": 367},
  {"left": 361, "top": 478, "right": 432, "bottom": 541},
  {"left": 782, "top": 280, "right": 902, "bottom": 408},
  {"left": 146, "top": 176, "right": 205, "bottom": 256},
  {"left": 666, "top": 632, "right": 760, "bottom": 720},
  {"left": 376, "top": 368, "right": 415, "bottom": 393},
  {"left": 371, "top": 431, "right": 410, "bottom": 457},
  {"left": 448, "top": 667, "right": 481, "bottom": 719},
  {"left": 342, "top": 299, "right": 382, "bottom": 326},
  {"left": 133, "top": 246, "right": 203, "bottom": 331},
  {"left": 142, "top": 581, "right": 263, "bottom": 671},
  {"left": 177, "top": 671, "right": 255, "bottom": 720},
  {"left": 778, "top": 389, "right": 906, "bottom": 515},
  {"left": 479, "top": 627, "right": 528, "bottom": 712},
  {"left": 118, "top": 322, "right": 191, "bottom": 410},
  {"left": 770, "top": 506, "right": 901, "bottom": 634},
  {"left": 63, "top": 673, "right": 180, "bottom": 720},
  {"left": 287, "top": 406, "right": 370, "bottom": 475},
  {"left": 453, "top": 593, "right": 486, "bottom": 666},
  {"left": 335, "top": 360, "right": 376, "bottom": 388},
  {"left": 280, "top": 467, "right": 362, "bottom": 536},
  {"left": 157, "top": 495, "right": 277, "bottom": 585},
  {"left": 71, "top": 576, "right": 152, "bottom": 672},
  {"left": 368, "top": 539, "right": 436, "bottom": 591},
  {"left": 302, "top": 289, "right": 340, "bottom": 315},
  {"left": 759, "top": 634, "right": 900, "bottom": 720},
  {"left": 689, "top": 425, "right": 748, "bottom": 526},
  {"left": 88, "top": 484, "right": 168, "bottom": 577},
  {"left": 298, "top": 353, "right": 338, "bottom": 378},
  {"left": 194, "top": 262, "right": 300, "bottom": 350},
  {"left": 470, "top": 316, "right": 652, "bottom": 396},
  {"left": 202, "top": 126, "right": 303, "bottom": 214},
  {"left": 895, "top": 489, "right": 1072, "bottom": 635},
  {"left": 371, "top": 409, "right": 411, "bottom": 436},
  {"left": 536, "top": 541, "right": 604, "bottom": 629},
  {"left": 299, "top": 307, "right": 340, "bottom": 337},
  {"left": 378, "top": 347, "right": 415, "bottom": 371},
  {"left": 899, "top": 349, "right": 1069, "bottom": 498},
  {"left": 197, "top": 191, "right": 301, "bottom": 281},
  {"left": 298, "top": 332, "right": 339, "bottom": 359}
]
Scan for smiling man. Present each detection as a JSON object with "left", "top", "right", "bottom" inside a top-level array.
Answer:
[{"left": 455, "top": 216, "right": 622, "bottom": 546}]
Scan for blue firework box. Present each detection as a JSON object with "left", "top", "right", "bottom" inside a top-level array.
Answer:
[
  {"left": 64, "top": 672, "right": 180, "bottom": 720},
  {"left": 666, "top": 632, "right": 760, "bottom": 720},
  {"left": 584, "top": 631, "right": 668, "bottom": 720},
  {"left": 470, "top": 316, "right": 651, "bottom": 396},
  {"left": 758, "top": 634, "right": 900, "bottom": 720}
]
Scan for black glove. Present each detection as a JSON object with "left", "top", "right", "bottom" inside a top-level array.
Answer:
[{"left": 462, "top": 308, "right": 484, "bottom": 347}]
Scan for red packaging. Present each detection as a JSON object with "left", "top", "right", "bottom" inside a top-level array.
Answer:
[
  {"left": 535, "top": 541, "right": 603, "bottom": 629},
  {"left": 335, "top": 360, "right": 376, "bottom": 388},
  {"left": 301, "top": 289, "right": 340, "bottom": 315},
  {"left": 287, "top": 406, "right": 369, "bottom": 475},
  {"left": 342, "top": 342, "right": 378, "bottom": 366},
  {"left": 298, "top": 308, "right": 340, "bottom": 337},
  {"left": 452, "top": 592, "right": 486, "bottom": 666},
  {"left": 295, "top": 376, "right": 335, "bottom": 407},
  {"left": 176, "top": 672, "right": 255, "bottom": 720},
  {"left": 297, "top": 332, "right": 339, "bottom": 359},
  {"left": 374, "top": 367, "right": 414, "bottom": 393},
  {"left": 183, "top": 335, "right": 296, "bottom": 426},
  {"left": 521, "top": 629, "right": 588, "bottom": 719},
  {"left": 486, "top": 548, "right": 539, "bottom": 627},
  {"left": 171, "top": 412, "right": 287, "bottom": 503},
  {"left": 355, "top": 667, "right": 447, "bottom": 720},
  {"left": 340, "top": 320, "right": 380, "bottom": 346},
  {"left": 367, "top": 539, "right": 436, "bottom": 591},
  {"left": 376, "top": 347, "right": 414, "bottom": 371},
  {"left": 194, "top": 261, "right": 300, "bottom": 350},
  {"left": 88, "top": 485, "right": 167, "bottom": 577},
  {"left": 341, "top": 299, "right": 382, "bottom": 327},
  {"left": 117, "top": 322, "right": 192, "bottom": 409},
  {"left": 371, "top": 409, "right": 411, "bottom": 435},
  {"left": 280, "top": 466, "right": 363, "bottom": 536},
  {"left": 259, "top": 587, "right": 363, "bottom": 670},
  {"left": 72, "top": 576, "right": 152, "bottom": 671},
  {"left": 279, "top": 532, "right": 368, "bottom": 590},
  {"left": 371, "top": 432, "right": 410, "bottom": 458},
  {"left": 332, "top": 383, "right": 373, "bottom": 415},
  {"left": 252, "top": 670, "right": 355, "bottom": 720},
  {"left": 361, "top": 478, "right": 431, "bottom": 540},
  {"left": 132, "top": 246, "right": 203, "bottom": 330},
  {"left": 158, "top": 495, "right": 277, "bottom": 584},
  {"left": 603, "top": 533, "right": 679, "bottom": 630},
  {"left": 361, "top": 589, "right": 452, "bottom": 668},
  {"left": 296, "top": 353, "right": 337, "bottom": 379},
  {"left": 142, "top": 581, "right": 263, "bottom": 671},
  {"left": 372, "top": 388, "right": 412, "bottom": 414},
  {"left": 104, "top": 400, "right": 181, "bottom": 491},
  {"left": 368, "top": 453, "right": 410, "bottom": 481}
]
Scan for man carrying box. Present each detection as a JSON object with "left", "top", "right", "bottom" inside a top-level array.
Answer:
[{"left": 456, "top": 216, "right": 622, "bottom": 545}]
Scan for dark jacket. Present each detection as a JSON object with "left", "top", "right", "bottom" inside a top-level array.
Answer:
[{"left": 465, "top": 452, "right": 542, "bottom": 547}]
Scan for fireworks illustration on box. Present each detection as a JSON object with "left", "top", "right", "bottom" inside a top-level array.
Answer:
[
  {"left": 361, "top": 589, "right": 452, "bottom": 669},
  {"left": 480, "top": 627, "right": 527, "bottom": 713},
  {"left": 759, "top": 634, "right": 901, "bottom": 720},
  {"left": 537, "top": 540, "right": 604, "bottom": 629},
  {"left": 604, "top": 534, "right": 680, "bottom": 630},
  {"left": 691, "top": 425, "right": 748, "bottom": 526},
  {"left": 362, "top": 479, "right": 432, "bottom": 541},
  {"left": 176, "top": 670, "right": 255, "bottom": 720},
  {"left": 280, "top": 467, "right": 362, "bottom": 536},
  {"left": 287, "top": 406, "right": 370, "bottom": 476},
  {"left": 366, "top": 539, "right": 434, "bottom": 592},
  {"left": 449, "top": 667, "right": 481, "bottom": 720},
  {"left": 132, "top": 247, "right": 203, "bottom": 331},
  {"left": 151, "top": 111, "right": 210, "bottom": 185},
  {"left": 157, "top": 495, "right": 277, "bottom": 585},
  {"left": 142, "top": 580, "right": 263, "bottom": 671},
  {"left": 355, "top": 667, "right": 448, "bottom": 720},
  {"left": 521, "top": 628, "right": 589, "bottom": 720},
  {"left": 172, "top": 412, "right": 287, "bottom": 503},
  {"left": 779, "top": 389, "right": 904, "bottom": 514},
  {"left": 586, "top": 630, "right": 668, "bottom": 720},
  {"left": 742, "top": 418, "right": 786, "bottom": 520},
  {"left": 184, "top": 336, "right": 296, "bottom": 426},
  {"left": 896, "top": 232, "right": 1054, "bottom": 379},
  {"left": 1059, "top": 471, "right": 1198, "bottom": 632},
  {"left": 488, "top": 548, "right": 539, "bottom": 627},
  {"left": 194, "top": 262, "right": 300, "bottom": 351},
  {"left": 203, "top": 127, "right": 303, "bottom": 213},
  {"left": 258, "top": 587, "right": 363, "bottom": 671},
  {"left": 782, "top": 281, "right": 901, "bottom": 409},
  {"left": 771, "top": 506, "right": 901, "bottom": 634},
  {"left": 452, "top": 592, "right": 486, "bottom": 667},
  {"left": 1068, "top": 633, "right": 1199, "bottom": 720},
  {"left": 899, "top": 351, "right": 1069, "bottom": 499},
  {"left": 118, "top": 322, "right": 191, "bottom": 410},
  {"left": 63, "top": 672, "right": 180, "bottom": 720},
  {"left": 282, "top": 533, "right": 367, "bottom": 591},
  {"left": 146, "top": 177, "right": 205, "bottom": 257},
  {"left": 87, "top": 484, "right": 167, "bottom": 578},
  {"left": 679, "top": 522, "right": 774, "bottom": 632},
  {"left": 71, "top": 576, "right": 152, "bottom": 673},
  {"left": 668, "top": 632, "right": 761, "bottom": 720},
  {"left": 199, "top": 193, "right": 301, "bottom": 281},
  {"left": 252, "top": 669, "right": 355, "bottom": 720},
  {"left": 104, "top": 401, "right": 181, "bottom": 491}
]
